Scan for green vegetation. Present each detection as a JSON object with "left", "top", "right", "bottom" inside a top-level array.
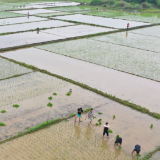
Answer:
[
  {"left": 99, "top": 122, "right": 102, "bottom": 125},
  {"left": 109, "top": 130, "right": 113, "bottom": 133},
  {"left": 93, "top": 117, "right": 97, "bottom": 119},
  {"left": 48, "top": 96, "right": 52, "bottom": 100},
  {"left": 47, "top": 103, "right": 53, "bottom": 107},
  {"left": 116, "top": 135, "right": 120, "bottom": 139},
  {"left": 98, "top": 112, "right": 103, "bottom": 114},
  {"left": 150, "top": 124, "right": 153, "bottom": 128},
  {"left": 113, "top": 115, "right": 115, "bottom": 119},
  {"left": 13, "top": 104, "right": 20, "bottom": 108},
  {"left": 1, "top": 110, "right": 6, "bottom": 113},
  {"left": 66, "top": 92, "right": 71, "bottom": 96},
  {"left": 98, "top": 119, "right": 102, "bottom": 122},
  {"left": 53, "top": 93, "right": 57, "bottom": 96},
  {"left": 0, "top": 122, "right": 5, "bottom": 126},
  {"left": 95, "top": 123, "right": 99, "bottom": 126},
  {"left": 119, "top": 146, "right": 122, "bottom": 149}
]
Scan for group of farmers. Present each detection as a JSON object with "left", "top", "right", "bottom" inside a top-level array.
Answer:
[{"left": 74, "top": 108, "right": 141, "bottom": 156}]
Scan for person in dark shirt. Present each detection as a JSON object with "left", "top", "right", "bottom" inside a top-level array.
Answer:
[
  {"left": 114, "top": 137, "right": 122, "bottom": 147},
  {"left": 74, "top": 108, "right": 83, "bottom": 122},
  {"left": 132, "top": 144, "right": 141, "bottom": 156}
]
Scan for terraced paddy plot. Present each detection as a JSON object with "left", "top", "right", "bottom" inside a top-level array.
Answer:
[
  {"left": 0, "top": 11, "right": 25, "bottom": 19},
  {"left": 36, "top": 12, "right": 72, "bottom": 17},
  {"left": 131, "top": 26, "right": 160, "bottom": 38},
  {"left": 0, "top": 20, "right": 74, "bottom": 34},
  {"left": 91, "top": 32, "right": 160, "bottom": 53},
  {"left": 11, "top": 9, "right": 60, "bottom": 15},
  {"left": 2, "top": 48, "right": 160, "bottom": 113},
  {"left": 24, "top": 4, "right": 53, "bottom": 9},
  {"left": 115, "top": 12, "right": 160, "bottom": 23},
  {"left": 54, "top": 14, "right": 151, "bottom": 28},
  {"left": 0, "top": 16, "right": 46, "bottom": 26},
  {"left": 84, "top": 10, "right": 130, "bottom": 18},
  {"left": 36, "top": 38, "right": 160, "bottom": 82},
  {"left": 0, "top": 31, "right": 63, "bottom": 49},
  {"left": 49, "top": 5, "right": 97, "bottom": 12},
  {"left": 0, "top": 57, "right": 32, "bottom": 80},
  {"left": 41, "top": 25, "right": 114, "bottom": 37},
  {"left": 31, "top": 2, "right": 80, "bottom": 6},
  {"left": 0, "top": 72, "right": 70, "bottom": 108}
]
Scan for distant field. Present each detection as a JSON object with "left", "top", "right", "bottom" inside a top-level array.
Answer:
[{"left": 0, "top": 11, "right": 24, "bottom": 18}]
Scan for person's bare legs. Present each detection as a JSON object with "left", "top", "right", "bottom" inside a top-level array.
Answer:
[
  {"left": 74, "top": 115, "right": 78, "bottom": 122},
  {"left": 79, "top": 117, "right": 82, "bottom": 122}
]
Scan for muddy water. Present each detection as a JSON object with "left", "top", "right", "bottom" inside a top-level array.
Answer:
[
  {"left": 54, "top": 14, "right": 151, "bottom": 28},
  {"left": 150, "top": 151, "right": 160, "bottom": 159},
  {"left": 0, "top": 20, "right": 74, "bottom": 34},
  {"left": 0, "top": 31, "right": 63, "bottom": 49},
  {"left": 0, "top": 83, "right": 111, "bottom": 140},
  {"left": 11, "top": 9, "right": 60, "bottom": 15},
  {"left": 2, "top": 47, "right": 160, "bottom": 113},
  {"left": 0, "top": 16, "right": 47, "bottom": 26},
  {"left": 41, "top": 25, "right": 114, "bottom": 37}
]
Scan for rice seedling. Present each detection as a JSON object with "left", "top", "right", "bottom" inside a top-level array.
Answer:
[
  {"left": 98, "top": 112, "right": 103, "bottom": 114},
  {"left": 66, "top": 92, "right": 71, "bottom": 96},
  {"left": 93, "top": 117, "right": 97, "bottom": 119},
  {"left": 53, "top": 93, "right": 57, "bottom": 96},
  {"left": 0, "top": 122, "right": 5, "bottom": 126},
  {"left": 150, "top": 124, "right": 153, "bottom": 128},
  {"left": 119, "top": 146, "right": 122, "bottom": 149},
  {"left": 1, "top": 110, "right": 6, "bottom": 113},
  {"left": 109, "top": 130, "right": 113, "bottom": 133},
  {"left": 137, "top": 154, "right": 141, "bottom": 157},
  {"left": 13, "top": 104, "right": 20, "bottom": 108},
  {"left": 48, "top": 96, "right": 52, "bottom": 100},
  {"left": 116, "top": 135, "right": 120, "bottom": 139},
  {"left": 113, "top": 115, "right": 115, "bottom": 119},
  {"left": 98, "top": 119, "right": 102, "bottom": 122},
  {"left": 99, "top": 122, "right": 101, "bottom": 125},
  {"left": 95, "top": 123, "right": 99, "bottom": 126},
  {"left": 47, "top": 103, "right": 52, "bottom": 107}
]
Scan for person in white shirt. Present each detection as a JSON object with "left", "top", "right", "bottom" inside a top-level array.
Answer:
[{"left": 103, "top": 122, "right": 109, "bottom": 139}]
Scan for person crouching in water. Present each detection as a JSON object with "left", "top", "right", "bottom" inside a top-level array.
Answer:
[
  {"left": 74, "top": 108, "right": 83, "bottom": 122},
  {"left": 103, "top": 122, "right": 109, "bottom": 139},
  {"left": 114, "top": 136, "right": 122, "bottom": 147},
  {"left": 132, "top": 144, "right": 141, "bottom": 156}
]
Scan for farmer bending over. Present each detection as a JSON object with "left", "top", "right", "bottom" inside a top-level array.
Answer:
[
  {"left": 114, "top": 136, "right": 122, "bottom": 147},
  {"left": 75, "top": 108, "right": 83, "bottom": 122},
  {"left": 132, "top": 144, "right": 141, "bottom": 156}
]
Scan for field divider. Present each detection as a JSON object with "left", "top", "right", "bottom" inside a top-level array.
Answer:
[
  {"left": 0, "top": 55, "right": 160, "bottom": 120},
  {"left": 0, "top": 71, "right": 33, "bottom": 81}
]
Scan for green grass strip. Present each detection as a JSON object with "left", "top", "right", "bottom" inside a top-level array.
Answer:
[{"left": 0, "top": 55, "right": 160, "bottom": 120}]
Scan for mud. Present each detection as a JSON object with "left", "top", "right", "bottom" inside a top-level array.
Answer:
[{"left": 2, "top": 47, "right": 160, "bottom": 113}]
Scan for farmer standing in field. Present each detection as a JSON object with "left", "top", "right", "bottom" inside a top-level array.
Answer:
[
  {"left": 131, "top": 144, "right": 141, "bottom": 156},
  {"left": 74, "top": 108, "right": 83, "bottom": 122},
  {"left": 127, "top": 23, "right": 130, "bottom": 29},
  {"left": 85, "top": 108, "right": 94, "bottom": 124},
  {"left": 103, "top": 122, "right": 109, "bottom": 139}
]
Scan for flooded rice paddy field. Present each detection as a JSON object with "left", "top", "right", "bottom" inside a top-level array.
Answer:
[
  {"left": 91, "top": 32, "right": 160, "bottom": 53},
  {"left": 11, "top": 9, "right": 60, "bottom": 15},
  {"left": 54, "top": 14, "right": 151, "bottom": 28},
  {"left": 0, "top": 25, "right": 113, "bottom": 49},
  {"left": 131, "top": 26, "right": 160, "bottom": 38},
  {"left": 2, "top": 47, "right": 160, "bottom": 113},
  {"left": 0, "top": 16, "right": 46, "bottom": 26},
  {"left": 150, "top": 152, "right": 160, "bottom": 160},
  {"left": 36, "top": 38, "right": 160, "bottom": 81},
  {"left": 1, "top": 102, "right": 160, "bottom": 159},
  {"left": 0, "top": 11, "right": 25, "bottom": 19},
  {"left": 36, "top": 11, "right": 72, "bottom": 17},
  {"left": 0, "top": 20, "right": 74, "bottom": 34},
  {"left": 0, "top": 57, "right": 32, "bottom": 80}
]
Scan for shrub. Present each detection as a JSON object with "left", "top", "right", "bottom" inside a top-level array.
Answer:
[
  {"left": 115, "top": 1, "right": 121, "bottom": 7},
  {"left": 47, "top": 103, "right": 52, "bottom": 107},
  {"left": 13, "top": 104, "right": 20, "bottom": 108},
  {"left": 0, "top": 122, "right": 5, "bottom": 126},
  {"left": 109, "top": 0, "right": 115, "bottom": 5},
  {"left": 90, "top": 0, "right": 103, "bottom": 5},
  {"left": 1, "top": 110, "right": 6, "bottom": 113},
  {"left": 103, "top": 4, "right": 107, "bottom": 7},
  {"left": 142, "top": 2, "right": 151, "bottom": 8},
  {"left": 157, "top": 0, "right": 160, "bottom": 8}
]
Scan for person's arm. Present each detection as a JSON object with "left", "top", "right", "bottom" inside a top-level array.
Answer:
[
  {"left": 131, "top": 150, "right": 134, "bottom": 155},
  {"left": 77, "top": 110, "right": 78, "bottom": 114},
  {"left": 85, "top": 113, "right": 88, "bottom": 120}
]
